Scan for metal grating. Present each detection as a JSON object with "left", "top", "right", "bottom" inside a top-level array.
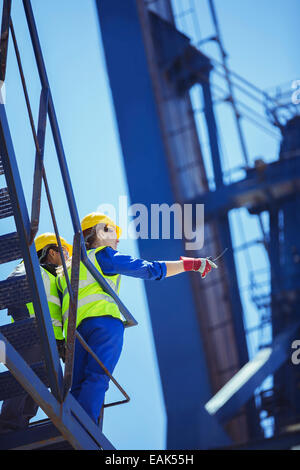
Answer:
[
  {"left": 0, "top": 232, "right": 22, "bottom": 264},
  {"left": 0, "top": 155, "right": 4, "bottom": 175},
  {"left": 0, "top": 361, "right": 49, "bottom": 401},
  {"left": 0, "top": 318, "right": 40, "bottom": 353},
  {"left": 0, "top": 187, "right": 13, "bottom": 219},
  {"left": 0, "top": 276, "right": 32, "bottom": 310}
]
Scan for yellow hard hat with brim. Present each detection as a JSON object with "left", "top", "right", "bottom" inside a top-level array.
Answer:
[
  {"left": 34, "top": 233, "right": 73, "bottom": 257},
  {"left": 80, "top": 212, "right": 122, "bottom": 239}
]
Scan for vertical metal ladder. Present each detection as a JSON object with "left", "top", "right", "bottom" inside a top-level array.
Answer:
[{"left": 0, "top": 0, "right": 137, "bottom": 450}]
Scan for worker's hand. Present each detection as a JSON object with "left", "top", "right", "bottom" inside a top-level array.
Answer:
[{"left": 180, "top": 256, "right": 218, "bottom": 278}]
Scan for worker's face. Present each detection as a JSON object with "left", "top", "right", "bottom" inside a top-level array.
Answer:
[
  {"left": 47, "top": 246, "right": 69, "bottom": 265},
  {"left": 96, "top": 224, "right": 119, "bottom": 250}
]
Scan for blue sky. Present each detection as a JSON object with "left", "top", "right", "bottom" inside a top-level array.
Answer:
[{"left": 0, "top": 0, "right": 299, "bottom": 449}]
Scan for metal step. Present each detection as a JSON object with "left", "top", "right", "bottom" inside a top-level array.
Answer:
[
  {"left": 0, "top": 276, "right": 32, "bottom": 310},
  {"left": 0, "top": 187, "right": 13, "bottom": 219},
  {"left": 0, "top": 419, "right": 72, "bottom": 450},
  {"left": 0, "top": 232, "right": 22, "bottom": 264},
  {"left": 0, "top": 318, "right": 40, "bottom": 353},
  {"left": 0, "top": 361, "right": 48, "bottom": 401}
]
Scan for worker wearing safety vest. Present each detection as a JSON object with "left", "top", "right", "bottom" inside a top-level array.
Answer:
[
  {"left": 56, "top": 212, "right": 217, "bottom": 424},
  {"left": 0, "top": 233, "right": 72, "bottom": 434}
]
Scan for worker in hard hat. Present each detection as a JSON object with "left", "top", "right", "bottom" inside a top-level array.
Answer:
[
  {"left": 0, "top": 233, "right": 72, "bottom": 434},
  {"left": 56, "top": 212, "right": 217, "bottom": 425}
]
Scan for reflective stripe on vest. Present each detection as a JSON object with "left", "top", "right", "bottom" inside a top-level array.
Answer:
[
  {"left": 62, "top": 292, "right": 118, "bottom": 325},
  {"left": 60, "top": 266, "right": 121, "bottom": 302}
]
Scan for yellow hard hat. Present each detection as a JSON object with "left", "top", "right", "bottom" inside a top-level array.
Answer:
[
  {"left": 80, "top": 212, "right": 122, "bottom": 239},
  {"left": 34, "top": 233, "right": 73, "bottom": 256}
]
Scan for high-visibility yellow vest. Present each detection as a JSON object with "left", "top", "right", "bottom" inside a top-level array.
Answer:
[
  {"left": 11, "top": 264, "right": 64, "bottom": 341},
  {"left": 56, "top": 246, "right": 122, "bottom": 338}
]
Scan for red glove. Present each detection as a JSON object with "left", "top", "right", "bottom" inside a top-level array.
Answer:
[{"left": 180, "top": 256, "right": 217, "bottom": 278}]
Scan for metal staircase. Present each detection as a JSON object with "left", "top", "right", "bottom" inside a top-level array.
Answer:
[{"left": 0, "top": 0, "right": 137, "bottom": 450}]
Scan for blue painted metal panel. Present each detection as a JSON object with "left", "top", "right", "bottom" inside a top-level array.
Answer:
[{"left": 96, "top": 0, "right": 231, "bottom": 449}]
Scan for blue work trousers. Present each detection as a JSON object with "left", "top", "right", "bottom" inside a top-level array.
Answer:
[{"left": 71, "top": 316, "right": 124, "bottom": 424}]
